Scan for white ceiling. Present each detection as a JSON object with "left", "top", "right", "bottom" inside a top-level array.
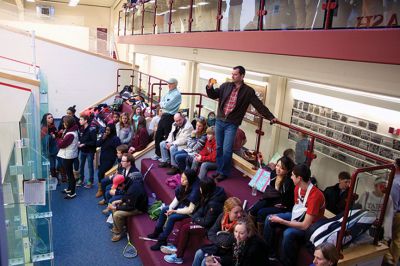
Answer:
[{"left": 34, "top": 0, "right": 117, "bottom": 8}]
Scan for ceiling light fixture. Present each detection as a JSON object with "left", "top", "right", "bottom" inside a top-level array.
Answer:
[{"left": 68, "top": 0, "right": 79, "bottom": 7}]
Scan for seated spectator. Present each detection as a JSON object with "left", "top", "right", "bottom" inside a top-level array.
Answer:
[
  {"left": 163, "top": 177, "right": 226, "bottom": 264},
  {"left": 356, "top": 176, "right": 393, "bottom": 241},
  {"left": 295, "top": 132, "right": 308, "bottom": 165},
  {"left": 193, "top": 197, "right": 243, "bottom": 266},
  {"left": 248, "top": 156, "right": 295, "bottom": 233},
  {"left": 116, "top": 112, "right": 133, "bottom": 145},
  {"left": 188, "top": 126, "right": 217, "bottom": 180},
  {"left": 264, "top": 164, "right": 325, "bottom": 265},
  {"left": 205, "top": 217, "right": 269, "bottom": 266},
  {"left": 257, "top": 148, "right": 295, "bottom": 171},
  {"left": 107, "top": 172, "right": 148, "bottom": 242},
  {"left": 324, "top": 171, "right": 351, "bottom": 215},
  {"left": 128, "top": 116, "right": 150, "bottom": 153},
  {"left": 232, "top": 128, "right": 247, "bottom": 157},
  {"left": 147, "top": 169, "right": 200, "bottom": 251},
  {"left": 132, "top": 105, "right": 143, "bottom": 132},
  {"left": 77, "top": 115, "right": 97, "bottom": 188},
  {"left": 98, "top": 144, "right": 129, "bottom": 205},
  {"left": 207, "top": 111, "right": 216, "bottom": 127},
  {"left": 173, "top": 117, "right": 207, "bottom": 175},
  {"left": 109, "top": 112, "right": 120, "bottom": 125},
  {"left": 312, "top": 242, "right": 339, "bottom": 266},
  {"left": 96, "top": 124, "right": 121, "bottom": 198},
  {"left": 283, "top": 148, "right": 295, "bottom": 163},
  {"left": 158, "top": 113, "right": 193, "bottom": 171},
  {"left": 148, "top": 107, "right": 162, "bottom": 137},
  {"left": 100, "top": 151, "right": 138, "bottom": 207}
]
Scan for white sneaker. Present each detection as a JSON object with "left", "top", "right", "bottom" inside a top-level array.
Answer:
[
  {"left": 151, "top": 154, "right": 160, "bottom": 161},
  {"left": 160, "top": 244, "right": 177, "bottom": 254}
]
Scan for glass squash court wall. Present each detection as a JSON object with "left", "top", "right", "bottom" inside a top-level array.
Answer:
[{"left": 1, "top": 93, "right": 53, "bottom": 265}]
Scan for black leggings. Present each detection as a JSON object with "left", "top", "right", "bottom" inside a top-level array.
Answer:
[
  {"left": 63, "top": 158, "right": 76, "bottom": 194},
  {"left": 154, "top": 113, "right": 174, "bottom": 156}
]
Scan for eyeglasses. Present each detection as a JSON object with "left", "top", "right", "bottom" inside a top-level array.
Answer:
[{"left": 121, "top": 160, "right": 128, "bottom": 163}]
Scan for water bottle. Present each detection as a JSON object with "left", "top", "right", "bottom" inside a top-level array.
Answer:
[{"left": 252, "top": 185, "right": 257, "bottom": 196}]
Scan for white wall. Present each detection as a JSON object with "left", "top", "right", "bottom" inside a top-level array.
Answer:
[
  {"left": 0, "top": 26, "right": 131, "bottom": 117},
  {"left": 0, "top": 0, "right": 111, "bottom": 53}
]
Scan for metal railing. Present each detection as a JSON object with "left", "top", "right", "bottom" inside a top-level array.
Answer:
[
  {"left": 116, "top": 68, "right": 395, "bottom": 257},
  {"left": 118, "top": 0, "right": 400, "bottom": 36}
]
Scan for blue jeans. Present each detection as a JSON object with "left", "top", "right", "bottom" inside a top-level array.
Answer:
[
  {"left": 79, "top": 151, "right": 94, "bottom": 183},
  {"left": 160, "top": 141, "right": 179, "bottom": 164},
  {"left": 174, "top": 150, "right": 188, "bottom": 171},
  {"left": 155, "top": 206, "right": 189, "bottom": 240},
  {"left": 215, "top": 119, "right": 238, "bottom": 176},
  {"left": 264, "top": 212, "right": 305, "bottom": 266},
  {"left": 194, "top": 161, "right": 217, "bottom": 180},
  {"left": 192, "top": 248, "right": 206, "bottom": 266},
  {"left": 101, "top": 177, "right": 113, "bottom": 200}
]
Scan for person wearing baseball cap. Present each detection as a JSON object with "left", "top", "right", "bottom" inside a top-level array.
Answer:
[
  {"left": 111, "top": 174, "right": 125, "bottom": 190},
  {"left": 152, "top": 77, "right": 182, "bottom": 161}
]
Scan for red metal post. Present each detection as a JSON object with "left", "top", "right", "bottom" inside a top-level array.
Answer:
[
  {"left": 188, "top": 0, "right": 194, "bottom": 32},
  {"left": 153, "top": 0, "right": 157, "bottom": 34},
  {"left": 118, "top": 11, "right": 121, "bottom": 36},
  {"left": 168, "top": 0, "right": 173, "bottom": 33},
  {"left": 259, "top": 0, "right": 266, "bottom": 31},
  {"left": 323, "top": 0, "right": 337, "bottom": 30},
  {"left": 305, "top": 136, "right": 317, "bottom": 167},
  {"left": 216, "top": 0, "right": 222, "bottom": 31},
  {"left": 255, "top": 117, "right": 265, "bottom": 161},
  {"left": 141, "top": 3, "right": 145, "bottom": 35}
]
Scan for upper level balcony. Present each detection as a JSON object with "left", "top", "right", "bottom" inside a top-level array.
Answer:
[{"left": 116, "top": 0, "right": 400, "bottom": 64}]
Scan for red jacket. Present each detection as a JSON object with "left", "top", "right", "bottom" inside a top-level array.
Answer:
[{"left": 199, "top": 138, "right": 216, "bottom": 162}]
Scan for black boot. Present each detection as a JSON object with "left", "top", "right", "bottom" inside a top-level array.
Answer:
[
  {"left": 150, "top": 238, "right": 167, "bottom": 251},
  {"left": 147, "top": 227, "right": 162, "bottom": 239}
]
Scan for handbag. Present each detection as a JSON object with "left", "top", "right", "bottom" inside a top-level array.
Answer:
[
  {"left": 248, "top": 168, "right": 271, "bottom": 192},
  {"left": 291, "top": 183, "right": 313, "bottom": 222}
]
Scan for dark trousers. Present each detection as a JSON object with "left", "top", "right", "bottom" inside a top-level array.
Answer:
[
  {"left": 97, "top": 160, "right": 115, "bottom": 183},
  {"left": 175, "top": 219, "right": 205, "bottom": 258},
  {"left": 154, "top": 113, "right": 174, "bottom": 156},
  {"left": 63, "top": 158, "right": 76, "bottom": 194}
]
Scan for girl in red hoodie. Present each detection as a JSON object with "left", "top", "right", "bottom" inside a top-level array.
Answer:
[{"left": 191, "top": 126, "right": 217, "bottom": 180}]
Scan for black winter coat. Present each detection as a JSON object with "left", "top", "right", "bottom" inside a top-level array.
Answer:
[
  {"left": 116, "top": 177, "right": 148, "bottom": 213},
  {"left": 192, "top": 187, "right": 227, "bottom": 229},
  {"left": 79, "top": 125, "right": 97, "bottom": 153}
]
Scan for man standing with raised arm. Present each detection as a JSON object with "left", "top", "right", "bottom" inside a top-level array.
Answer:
[
  {"left": 152, "top": 78, "right": 182, "bottom": 161},
  {"left": 206, "top": 66, "right": 277, "bottom": 182}
]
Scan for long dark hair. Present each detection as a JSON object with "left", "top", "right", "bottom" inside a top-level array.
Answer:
[
  {"left": 106, "top": 124, "right": 117, "bottom": 137},
  {"left": 41, "top": 113, "right": 53, "bottom": 127},
  {"left": 137, "top": 116, "right": 146, "bottom": 130},
  {"left": 278, "top": 156, "right": 295, "bottom": 179},
  {"left": 178, "top": 169, "right": 197, "bottom": 202},
  {"left": 199, "top": 176, "right": 216, "bottom": 207}
]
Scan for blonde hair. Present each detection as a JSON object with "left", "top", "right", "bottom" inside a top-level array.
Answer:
[
  {"left": 223, "top": 197, "right": 242, "bottom": 214},
  {"left": 234, "top": 216, "right": 256, "bottom": 239},
  {"left": 119, "top": 112, "right": 132, "bottom": 127},
  {"left": 206, "top": 126, "right": 215, "bottom": 135}
]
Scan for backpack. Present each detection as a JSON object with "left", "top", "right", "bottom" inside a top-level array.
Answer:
[
  {"left": 111, "top": 96, "right": 124, "bottom": 112},
  {"left": 148, "top": 200, "right": 163, "bottom": 220}
]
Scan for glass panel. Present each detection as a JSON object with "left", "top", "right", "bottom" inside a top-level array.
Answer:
[
  {"left": 143, "top": 2, "right": 156, "bottom": 34},
  {"left": 155, "top": 0, "right": 171, "bottom": 33},
  {"left": 263, "top": 0, "right": 294, "bottom": 29},
  {"left": 118, "top": 11, "right": 124, "bottom": 36},
  {"left": 289, "top": 0, "right": 325, "bottom": 29},
  {"left": 126, "top": 10, "right": 133, "bottom": 35},
  {"left": 170, "top": 0, "right": 191, "bottom": 33},
  {"left": 133, "top": 5, "right": 143, "bottom": 34},
  {"left": 332, "top": 0, "right": 400, "bottom": 28},
  {"left": 191, "top": 0, "right": 219, "bottom": 32}
]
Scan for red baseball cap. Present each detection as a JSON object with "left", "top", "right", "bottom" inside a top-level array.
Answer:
[{"left": 112, "top": 174, "right": 125, "bottom": 189}]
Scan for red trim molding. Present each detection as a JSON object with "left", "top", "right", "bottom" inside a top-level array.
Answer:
[
  {"left": 0, "top": 81, "right": 32, "bottom": 92},
  {"left": 117, "top": 29, "right": 400, "bottom": 65},
  {"left": 0, "top": 55, "right": 40, "bottom": 68}
]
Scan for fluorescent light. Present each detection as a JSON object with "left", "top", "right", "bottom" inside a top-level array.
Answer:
[
  {"left": 27, "top": 0, "right": 35, "bottom": 2},
  {"left": 197, "top": 2, "right": 209, "bottom": 6},
  {"left": 68, "top": 0, "right": 79, "bottom": 6},
  {"left": 178, "top": 5, "right": 190, "bottom": 10}
]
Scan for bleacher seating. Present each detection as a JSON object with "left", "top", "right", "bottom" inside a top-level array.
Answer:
[{"left": 126, "top": 158, "right": 263, "bottom": 266}]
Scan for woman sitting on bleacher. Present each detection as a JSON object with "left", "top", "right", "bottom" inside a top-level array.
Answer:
[
  {"left": 131, "top": 105, "right": 143, "bottom": 132},
  {"left": 249, "top": 156, "right": 295, "bottom": 234},
  {"left": 193, "top": 197, "right": 243, "bottom": 266},
  {"left": 147, "top": 169, "right": 200, "bottom": 251},
  {"left": 96, "top": 124, "right": 121, "bottom": 191},
  {"left": 171, "top": 117, "right": 207, "bottom": 175},
  {"left": 205, "top": 217, "right": 269, "bottom": 266},
  {"left": 163, "top": 177, "right": 227, "bottom": 264},
  {"left": 128, "top": 116, "right": 150, "bottom": 153},
  {"left": 116, "top": 112, "right": 133, "bottom": 145}
]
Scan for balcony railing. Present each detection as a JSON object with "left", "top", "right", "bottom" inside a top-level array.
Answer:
[{"left": 118, "top": 0, "right": 400, "bottom": 36}]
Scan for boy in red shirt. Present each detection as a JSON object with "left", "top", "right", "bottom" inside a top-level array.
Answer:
[
  {"left": 264, "top": 164, "right": 325, "bottom": 266},
  {"left": 191, "top": 127, "right": 217, "bottom": 180}
]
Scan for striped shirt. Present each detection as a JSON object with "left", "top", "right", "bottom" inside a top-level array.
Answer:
[
  {"left": 223, "top": 86, "right": 240, "bottom": 116},
  {"left": 160, "top": 87, "right": 182, "bottom": 115}
]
